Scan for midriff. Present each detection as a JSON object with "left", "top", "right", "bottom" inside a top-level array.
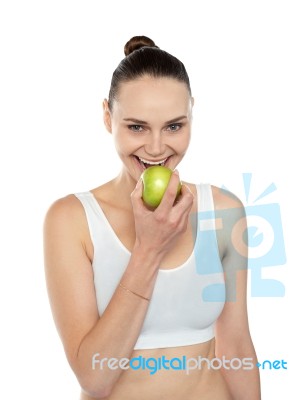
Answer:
[{"left": 80, "top": 339, "right": 233, "bottom": 400}]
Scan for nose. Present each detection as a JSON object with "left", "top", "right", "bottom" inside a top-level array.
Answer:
[{"left": 145, "top": 132, "right": 166, "bottom": 157}]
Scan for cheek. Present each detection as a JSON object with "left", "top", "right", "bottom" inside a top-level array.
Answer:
[
  {"left": 183, "top": 129, "right": 192, "bottom": 148},
  {"left": 112, "top": 132, "right": 125, "bottom": 155},
  {"left": 170, "top": 132, "right": 191, "bottom": 153},
  {"left": 113, "top": 131, "right": 137, "bottom": 155}
]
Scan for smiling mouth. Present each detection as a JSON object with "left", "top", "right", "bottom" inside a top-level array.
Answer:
[{"left": 133, "top": 155, "right": 171, "bottom": 170}]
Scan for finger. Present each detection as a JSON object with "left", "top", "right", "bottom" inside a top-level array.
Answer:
[
  {"left": 156, "top": 170, "right": 182, "bottom": 213},
  {"left": 173, "top": 186, "right": 195, "bottom": 230},
  {"left": 130, "top": 178, "right": 146, "bottom": 212},
  {"left": 173, "top": 184, "right": 194, "bottom": 213},
  {"left": 181, "top": 183, "right": 194, "bottom": 198}
]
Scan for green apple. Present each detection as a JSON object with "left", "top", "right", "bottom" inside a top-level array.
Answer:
[{"left": 141, "top": 166, "right": 182, "bottom": 208}]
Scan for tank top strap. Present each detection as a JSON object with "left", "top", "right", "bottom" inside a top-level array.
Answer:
[
  {"left": 194, "top": 183, "right": 222, "bottom": 276},
  {"left": 197, "top": 183, "right": 215, "bottom": 212},
  {"left": 73, "top": 191, "right": 105, "bottom": 243}
]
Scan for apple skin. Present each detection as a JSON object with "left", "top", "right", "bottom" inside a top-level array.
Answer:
[{"left": 141, "top": 166, "right": 182, "bottom": 208}]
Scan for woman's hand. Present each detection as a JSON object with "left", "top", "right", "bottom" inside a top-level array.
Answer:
[{"left": 130, "top": 170, "right": 194, "bottom": 259}]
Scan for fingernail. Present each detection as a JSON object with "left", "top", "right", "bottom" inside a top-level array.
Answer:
[{"left": 173, "top": 169, "right": 179, "bottom": 176}]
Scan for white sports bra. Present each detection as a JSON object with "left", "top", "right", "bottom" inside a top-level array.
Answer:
[{"left": 74, "top": 183, "right": 226, "bottom": 350}]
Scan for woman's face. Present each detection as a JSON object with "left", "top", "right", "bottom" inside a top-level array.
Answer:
[{"left": 104, "top": 75, "right": 193, "bottom": 183}]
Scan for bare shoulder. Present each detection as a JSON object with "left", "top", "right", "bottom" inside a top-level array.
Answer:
[
  {"left": 44, "top": 194, "right": 88, "bottom": 237},
  {"left": 211, "top": 184, "right": 245, "bottom": 212},
  {"left": 44, "top": 194, "right": 81, "bottom": 221}
]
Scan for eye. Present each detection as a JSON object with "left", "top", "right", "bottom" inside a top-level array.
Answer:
[
  {"left": 128, "top": 124, "right": 144, "bottom": 132},
  {"left": 166, "top": 123, "right": 182, "bottom": 132}
]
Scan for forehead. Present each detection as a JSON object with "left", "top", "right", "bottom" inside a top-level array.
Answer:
[{"left": 113, "top": 76, "right": 191, "bottom": 119}]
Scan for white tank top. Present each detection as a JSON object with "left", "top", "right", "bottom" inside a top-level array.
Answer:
[{"left": 74, "top": 183, "right": 225, "bottom": 350}]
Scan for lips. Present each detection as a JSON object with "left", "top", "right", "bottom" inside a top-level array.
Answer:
[{"left": 133, "top": 155, "right": 171, "bottom": 170}]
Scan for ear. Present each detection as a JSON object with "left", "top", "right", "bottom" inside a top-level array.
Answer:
[
  {"left": 103, "top": 99, "right": 112, "bottom": 133},
  {"left": 191, "top": 96, "right": 195, "bottom": 107}
]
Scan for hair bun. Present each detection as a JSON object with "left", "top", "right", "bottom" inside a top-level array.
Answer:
[{"left": 124, "top": 35, "right": 158, "bottom": 56}]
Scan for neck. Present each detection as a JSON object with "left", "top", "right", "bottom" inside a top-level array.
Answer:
[{"left": 111, "top": 167, "right": 139, "bottom": 209}]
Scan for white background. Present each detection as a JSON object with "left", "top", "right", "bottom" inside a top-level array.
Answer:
[{"left": 0, "top": 0, "right": 303, "bottom": 398}]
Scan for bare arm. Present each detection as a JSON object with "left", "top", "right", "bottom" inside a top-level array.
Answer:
[
  {"left": 214, "top": 188, "right": 261, "bottom": 400},
  {"left": 44, "top": 173, "right": 193, "bottom": 398}
]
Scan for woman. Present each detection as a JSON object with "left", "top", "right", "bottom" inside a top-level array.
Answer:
[{"left": 44, "top": 36, "right": 261, "bottom": 399}]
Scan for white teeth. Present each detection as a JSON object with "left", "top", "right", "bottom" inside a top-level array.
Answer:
[{"left": 138, "top": 157, "right": 168, "bottom": 166}]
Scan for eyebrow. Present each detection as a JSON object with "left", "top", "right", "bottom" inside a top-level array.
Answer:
[{"left": 123, "top": 115, "right": 187, "bottom": 125}]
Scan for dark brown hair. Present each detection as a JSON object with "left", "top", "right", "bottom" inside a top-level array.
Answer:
[{"left": 108, "top": 35, "right": 191, "bottom": 111}]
